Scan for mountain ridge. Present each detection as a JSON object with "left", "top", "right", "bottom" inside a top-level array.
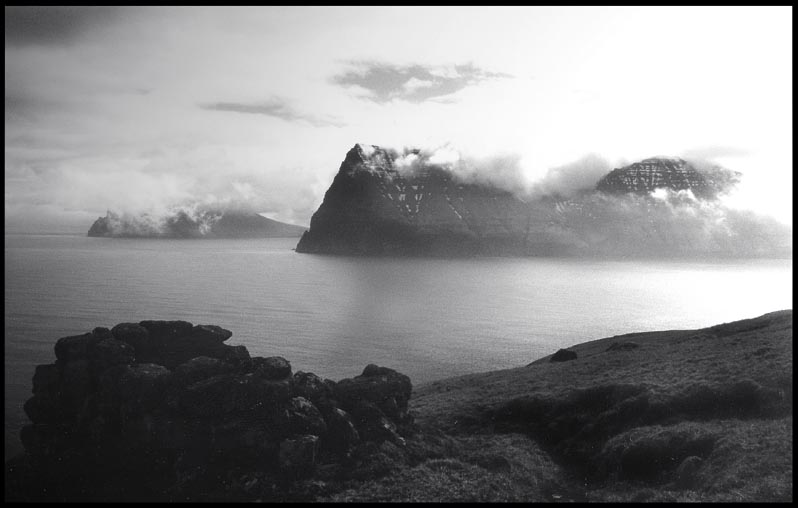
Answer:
[
  {"left": 296, "top": 144, "right": 789, "bottom": 258},
  {"left": 595, "top": 157, "right": 740, "bottom": 198}
]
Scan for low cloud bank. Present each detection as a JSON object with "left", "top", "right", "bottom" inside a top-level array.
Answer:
[{"left": 541, "top": 190, "right": 792, "bottom": 258}]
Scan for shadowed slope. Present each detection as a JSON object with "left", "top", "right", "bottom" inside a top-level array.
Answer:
[{"left": 410, "top": 310, "right": 792, "bottom": 502}]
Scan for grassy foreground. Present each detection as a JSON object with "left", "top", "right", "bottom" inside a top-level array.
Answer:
[{"left": 325, "top": 310, "right": 792, "bottom": 502}]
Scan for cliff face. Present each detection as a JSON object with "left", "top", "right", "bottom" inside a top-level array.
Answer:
[
  {"left": 296, "top": 145, "right": 790, "bottom": 258},
  {"left": 296, "top": 144, "right": 539, "bottom": 256},
  {"left": 595, "top": 157, "right": 740, "bottom": 199},
  {"left": 88, "top": 210, "right": 306, "bottom": 239}
]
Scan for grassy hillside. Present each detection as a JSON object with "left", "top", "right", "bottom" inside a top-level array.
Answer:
[
  {"left": 7, "top": 310, "right": 791, "bottom": 502},
  {"left": 328, "top": 310, "right": 792, "bottom": 502}
]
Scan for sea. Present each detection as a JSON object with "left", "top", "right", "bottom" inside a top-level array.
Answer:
[{"left": 4, "top": 234, "right": 793, "bottom": 459}]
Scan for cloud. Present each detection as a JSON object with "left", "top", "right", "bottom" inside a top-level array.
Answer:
[
  {"left": 3, "top": 7, "right": 792, "bottom": 234},
  {"left": 332, "top": 61, "right": 512, "bottom": 103},
  {"left": 681, "top": 145, "right": 750, "bottom": 161},
  {"left": 4, "top": 6, "right": 125, "bottom": 47},
  {"left": 567, "top": 192, "right": 792, "bottom": 258},
  {"left": 402, "top": 77, "right": 435, "bottom": 93},
  {"left": 532, "top": 154, "right": 613, "bottom": 198},
  {"left": 200, "top": 98, "right": 346, "bottom": 127},
  {"left": 388, "top": 145, "right": 530, "bottom": 195}
]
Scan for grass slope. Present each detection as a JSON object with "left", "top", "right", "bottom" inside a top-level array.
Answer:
[{"left": 329, "top": 310, "right": 792, "bottom": 502}]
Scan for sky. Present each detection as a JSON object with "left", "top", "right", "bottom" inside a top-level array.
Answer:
[{"left": 4, "top": 6, "right": 793, "bottom": 233}]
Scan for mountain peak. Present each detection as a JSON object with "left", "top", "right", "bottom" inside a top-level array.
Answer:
[
  {"left": 354, "top": 143, "right": 380, "bottom": 158},
  {"left": 296, "top": 145, "right": 782, "bottom": 257},
  {"left": 595, "top": 157, "right": 736, "bottom": 199}
]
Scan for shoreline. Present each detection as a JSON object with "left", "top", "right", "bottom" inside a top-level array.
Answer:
[{"left": 6, "top": 309, "right": 792, "bottom": 501}]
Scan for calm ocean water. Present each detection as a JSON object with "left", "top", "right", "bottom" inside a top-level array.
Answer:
[{"left": 4, "top": 234, "right": 792, "bottom": 459}]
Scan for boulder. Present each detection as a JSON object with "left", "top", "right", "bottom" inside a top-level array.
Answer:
[
  {"left": 60, "top": 360, "right": 92, "bottom": 414},
  {"left": 293, "top": 371, "right": 335, "bottom": 406},
  {"left": 147, "top": 340, "right": 234, "bottom": 370},
  {"left": 190, "top": 325, "right": 233, "bottom": 343},
  {"left": 111, "top": 323, "right": 153, "bottom": 356},
  {"left": 117, "top": 322, "right": 243, "bottom": 369},
  {"left": 180, "top": 373, "right": 291, "bottom": 418},
  {"left": 335, "top": 365, "right": 412, "bottom": 414},
  {"left": 550, "top": 349, "right": 578, "bottom": 362},
  {"left": 92, "top": 327, "right": 114, "bottom": 339},
  {"left": 210, "top": 417, "right": 281, "bottom": 464},
  {"left": 54, "top": 333, "right": 99, "bottom": 363},
  {"left": 95, "top": 364, "right": 131, "bottom": 417},
  {"left": 324, "top": 407, "right": 360, "bottom": 456},
  {"left": 350, "top": 403, "right": 405, "bottom": 446},
  {"left": 361, "top": 364, "right": 396, "bottom": 377},
  {"left": 251, "top": 356, "right": 292, "bottom": 380},
  {"left": 174, "top": 356, "right": 234, "bottom": 386},
  {"left": 119, "top": 413, "right": 189, "bottom": 451},
  {"left": 376, "top": 396, "right": 401, "bottom": 419},
  {"left": 88, "top": 337, "right": 135, "bottom": 374},
  {"left": 119, "top": 363, "right": 173, "bottom": 415},
  {"left": 20, "top": 423, "right": 74, "bottom": 460},
  {"left": 284, "top": 397, "right": 327, "bottom": 437},
  {"left": 23, "top": 393, "right": 67, "bottom": 424},
  {"left": 138, "top": 320, "right": 194, "bottom": 340},
  {"left": 222, "top": 345, "right": 251, "bottom": 364},
  {"left": 168, "top": 348, "right": 231, "bottom": 371},
  {"left": 32, "top": 364, "right": 60, "bottom": 395},
  {"left": 279, "top": 435, "right": 320, "bottom": 475}
]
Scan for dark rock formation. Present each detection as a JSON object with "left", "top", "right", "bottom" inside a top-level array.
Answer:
[
  {"left": 550, "top": 349, "right": 578, "bottom": 362},
  {"left": 324, "top": 408, "right": 360, "bottom": 456},
  {"left": 296, "top": 144, "right": 534, "bottom": 256},
  {"left": 279, "top": 435, "right": 321, "bottom": 476},
  {"left": 595, "top": 157, "right": 739, "bottom": 199},
  {"left": 333, "top": 364, "right": 414, "bottom": 447},
  {"left": 295, "top": 144, "right": 790, "bottom": 258},
  {"left": 88, "top": 209, "right": 306, "bottom": 238},
  {"left": 252, "top": 356, "right": 292, "bottom": 380},
  {"left": 293, "top": 371, "right": 336, "bottom": 407},
  {"left": 6, "top": 321, "right": 415, "bottom": 502}
]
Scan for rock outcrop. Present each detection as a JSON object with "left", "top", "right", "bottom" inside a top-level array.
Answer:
[
  {"left": 6, "top": 321, "right": 415, "bottom": 501},
  {"left": 595, "top": 157, "right": 739, "bottom": 199},
  {"left": 5, "top": 311, "right": 792, "bottom": 502},
  {"left": 88, "top": 210, "right": 306, "bottom": 238},
  {"left": 295, "top": 144, "right": 790, "bottom": 258},
  {"left": 549, "top": 349, "right": 578, "bottom": 362}
]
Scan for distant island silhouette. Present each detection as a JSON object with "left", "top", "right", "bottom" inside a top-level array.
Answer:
[{"left": 88, "top": 210, "right": 306, "bottom": 239}]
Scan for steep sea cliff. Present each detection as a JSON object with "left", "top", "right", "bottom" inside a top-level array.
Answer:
[{"left": 297, "top": 144, "right": 790, "bottom": 258}]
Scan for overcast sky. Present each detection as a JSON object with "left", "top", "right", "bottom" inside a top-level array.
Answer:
[{"left": 4, "top": 6, "right": 792, "bottom": 232}]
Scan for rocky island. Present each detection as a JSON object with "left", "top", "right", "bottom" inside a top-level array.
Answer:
[
  {"left": 5, "top": 311, "right": 792, "bottom": 502},
  {"left": 296, "top": 144, "right": 791, "bottom": 257},
  {"left": 88, "top": 209, "right": 306, "bottom": 239}
]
